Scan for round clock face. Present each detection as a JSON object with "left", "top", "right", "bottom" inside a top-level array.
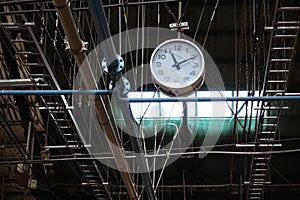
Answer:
[{"left": 150, "top": 39, "right": 205, "bottom": 96}]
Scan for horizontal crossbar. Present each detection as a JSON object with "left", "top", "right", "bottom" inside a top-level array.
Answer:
[{"left": 1, "top": 90, "right": 300, "bottom": 102}]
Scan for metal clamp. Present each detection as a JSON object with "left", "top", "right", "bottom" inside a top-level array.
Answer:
[
  {"left": 102, "top": 54, "right": 124, "bottom": 73},
  {"left": 169, "top": 22, "right": 189, "bottom": 31}
]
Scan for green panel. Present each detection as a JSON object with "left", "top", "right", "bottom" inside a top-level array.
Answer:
[{"left": 133, "top": 117, "right": 256, "bottom": 141}]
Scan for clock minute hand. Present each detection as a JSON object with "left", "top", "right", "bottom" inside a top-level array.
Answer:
[{"left": 177, "top": 55, "right": 198, "bottom": 66}]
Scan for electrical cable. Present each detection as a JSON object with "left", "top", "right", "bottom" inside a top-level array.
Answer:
[
  {"left": 3, "top": 146, "right": 300, "bottom": 165},
  {"left": 202, "top": 0, "right": 220, "bottom": 48},
  {"left": 154, "top": 123, "right": 179, "bottom": 191},
  {"left": 193, "top": 0, "right": 207, "bottom": 41}
]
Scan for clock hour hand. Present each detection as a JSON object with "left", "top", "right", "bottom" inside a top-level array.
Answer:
[
  {"left": 177, "top": 55, "right": 198, "bottom": 66},
  {"left": 170, "top": 52, "right": 181, "bottom": 70}
]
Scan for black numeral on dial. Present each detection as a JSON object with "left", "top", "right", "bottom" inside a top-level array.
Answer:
[
  {"left": 184, "top": 77, "right": 190, "bottom": 82},
  {"left": 175, "top": 45, "right": 181, "bottom": 51},
  {"left": 193, "top": 63, "right": 199, "bottom": 68},
  {"left": 158, "top": 54, "right": 166, "bottom": 60},
  {"left": 190, "top": 71, "right": 196, "bottom": 76},
  {"left": 164, "top": 77, "right": 170, "bottom": 82}
]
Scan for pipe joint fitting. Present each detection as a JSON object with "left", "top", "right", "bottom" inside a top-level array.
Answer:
[
  {"left": 69, "top": 41, "right": 88, "bottom": 55},
  {"left": 52, "top": 0, "right": 71, "bottom": 9}
]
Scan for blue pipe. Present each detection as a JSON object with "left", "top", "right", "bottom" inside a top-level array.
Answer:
[
  {"left": 122, "top": 96, "right": 300, "bottom": 102},
  {"left": 0, "top": 90, "right": 112, "bottom": 95},
  {"left": 1, "top": 90, "right": 300, "bottom": 102}
]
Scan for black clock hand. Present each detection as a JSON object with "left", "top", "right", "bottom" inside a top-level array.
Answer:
[
  {"left": 170, "top": 52, "right": 181, "bottom": 70},
  {"left": 177, "top": 55, "right": 198, "bottom": 66}
]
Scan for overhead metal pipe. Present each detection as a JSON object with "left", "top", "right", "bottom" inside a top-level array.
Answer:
[
  {"left": 52, "top": 1, "right": 138, "bottom": 199},
  {"left": 119, "top": 95, "right": 300, "bottom": 102},
  {"left": 3, "top": 147, "right": 300, "bottom": 165},
  {"left": 0, "top": 90, "right": 112, "bottom": 95},
  {"left": 0, "top": 78, "right": 44, "bottom": 88},
  {"left": 2, "top": 90, "right": 300, "bottom": 102}
]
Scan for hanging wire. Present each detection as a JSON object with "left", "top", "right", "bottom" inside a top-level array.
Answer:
[
  {"left": 140, "top": 2, "right": 151, "bottom": 196},
  {"left": 178, "top": 1, "right": 189, "bottom": 23},
  {"left": 155, "top": 123, "right": 180, "bottom": 191},
  {"left": 202, "top": 0, "right": 220, "bottom": 48},
  {"left": 191, "top": 0, "right": 245, "bottom": 131},
  {"left": 135, "top": 2, "right": 141, "bottom": 88},
  {"left": 152, "top": 124, "right": 158, "bottom": 188},
  {"left": 152, "top": 85, "right": 184, "bottom": 189},
  {"left": 5, "top": 134, "right": 300, "bottom": 163},
  {"left": 118, "top": 0, "right": 122, "bottom": 52},
  {"left": 121, "top": 0, "right": 157, "bottom": 197},
  {"left": 136, "top": 92, "right": 157, "bottom": 125},
  {"left": 107, "top": 0, "right": 112, "bottom": 24},
  {"left": 163, "top": 3, "right": 178, "bottom": 22},
  {"left": 140, "top": 0, "right": 146, "bottom": 92},
  {"left": 157, "top": 2, "right": 160, "bottom": 45},
  {"left": 121, "top": 0, "right": 136, "bottom": 86},
  {"left": 193, "top": 0, "right": 207, "bottom": 41}
]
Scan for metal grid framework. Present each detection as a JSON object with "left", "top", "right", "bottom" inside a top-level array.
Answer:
[
  {"left": 244, "top": 1, "right": 300, "bottom": 200},
  {"left": 0, "top": 1, "right": 117, "bottom": 199}
]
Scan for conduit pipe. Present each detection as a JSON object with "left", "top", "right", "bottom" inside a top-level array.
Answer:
[
  {"left": 52, "top": 1, "right": 138, "bottom": 199},
  {"left": 2, "top": 90, "right": 300, "bottom": 102}
]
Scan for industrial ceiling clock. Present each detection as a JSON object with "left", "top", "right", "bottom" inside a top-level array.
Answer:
[{"left": 150, "top": 39, "right": 205, "bottom": 96}]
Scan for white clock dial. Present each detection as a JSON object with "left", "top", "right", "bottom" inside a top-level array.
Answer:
[{"left": 150, "top": 39, "right": 205, "bottom": 96}]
